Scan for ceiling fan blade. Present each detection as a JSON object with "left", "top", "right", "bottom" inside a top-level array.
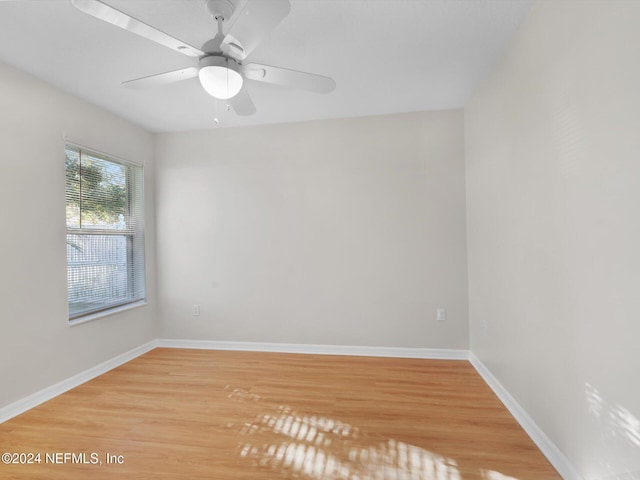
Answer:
[
  {"left": 71, "top": 0, "right": 204, "bottom": 57},
  {"left": 243, "top": 63, "right": 336, "bottom": 94},
  {"left": 221, "top": 0, "right": 290, "bottom": 60},
  {"left": 228, "top": 87, "right": 256, "bottom": 116},
  {"left": 122, "top": 67, "right": 199, "bottom": 89}
]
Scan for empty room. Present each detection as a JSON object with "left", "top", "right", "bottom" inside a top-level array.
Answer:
[{"left": 0, "top": 0, "right": 638, "bottom": 479}]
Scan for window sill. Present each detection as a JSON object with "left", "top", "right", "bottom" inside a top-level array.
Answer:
[{"left": 69, "top": 300, "right": 147, "bottom": 327}]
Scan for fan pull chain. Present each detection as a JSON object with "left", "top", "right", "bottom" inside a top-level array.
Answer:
[
  {"left": 214, "top": 98, "right": 220, "bottom": 125},
  {"left": 214, "top": 6, "right": 226, "bottom": 122}
]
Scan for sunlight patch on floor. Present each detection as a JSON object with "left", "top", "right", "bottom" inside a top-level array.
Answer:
[
  {"left": 238, "top": 406, "right": 461, "bottom": 479},
  {"left": 481, "top": 470, "right": 520, "bottom": 480}
]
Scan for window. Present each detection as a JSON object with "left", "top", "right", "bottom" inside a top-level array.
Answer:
[{"left": 65, "top": 145, "right": 145, "bottom": 321}]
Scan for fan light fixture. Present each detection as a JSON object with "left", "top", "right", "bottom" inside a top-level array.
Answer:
[{"left": 198, "top": 56, "right": 243, "bottom": 99}]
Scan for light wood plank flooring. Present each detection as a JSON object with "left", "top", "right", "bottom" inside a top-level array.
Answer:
[{"left": 0, "top": 348, "right": 561, "bottom": 479}]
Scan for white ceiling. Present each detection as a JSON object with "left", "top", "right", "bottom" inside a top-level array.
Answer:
[{"left": 0, "top": 0, "right": 533, "bottom": 132}]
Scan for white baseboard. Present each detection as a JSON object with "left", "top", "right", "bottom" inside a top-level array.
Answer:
[
  {"left": 0, "top": 340, "right": 158, "bottom": 424},
  {"left": 469, "top": 352, "right": 584, "bottom": 480},
  {"left": 156, "top": 338, "right": 470, "bottom": 360}
]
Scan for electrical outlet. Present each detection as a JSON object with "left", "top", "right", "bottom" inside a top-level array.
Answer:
[
  {"left": 192, "top": 304, "right": 200, "bottom": 316},
  {"left": 437, "top": 308, "right": 446, "bottom": 322}
]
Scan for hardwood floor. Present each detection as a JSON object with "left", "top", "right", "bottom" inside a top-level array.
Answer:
[{"left": 0, "top": 348, "right": 561, "bottom": 479}]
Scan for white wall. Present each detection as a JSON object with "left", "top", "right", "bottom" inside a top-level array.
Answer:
[
  {"left": 465, "top": 1, "right": 640, "bottom": 478},
  {"left": 0, "top": 60, "right": 157, "bottom": 408},
  {"left": 156, "top": 111, "right": 468, "bottom": 349}
]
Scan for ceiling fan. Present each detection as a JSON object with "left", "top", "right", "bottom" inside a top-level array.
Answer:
[{"left": 70, "top": 0, "right": 336, "bottom": 117}]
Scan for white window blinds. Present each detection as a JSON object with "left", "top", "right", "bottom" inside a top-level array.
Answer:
[{"left": 65, "top": 146, "right": 146, "bottom": 320}]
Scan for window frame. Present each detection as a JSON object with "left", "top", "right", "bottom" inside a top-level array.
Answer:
[{"left": 65, "top": 144, "right": 146, "bottom": 324}]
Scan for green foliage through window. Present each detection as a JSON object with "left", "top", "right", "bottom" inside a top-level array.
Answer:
[{"left": 65, "top": 149, "right": 128, "bottom": 228}]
